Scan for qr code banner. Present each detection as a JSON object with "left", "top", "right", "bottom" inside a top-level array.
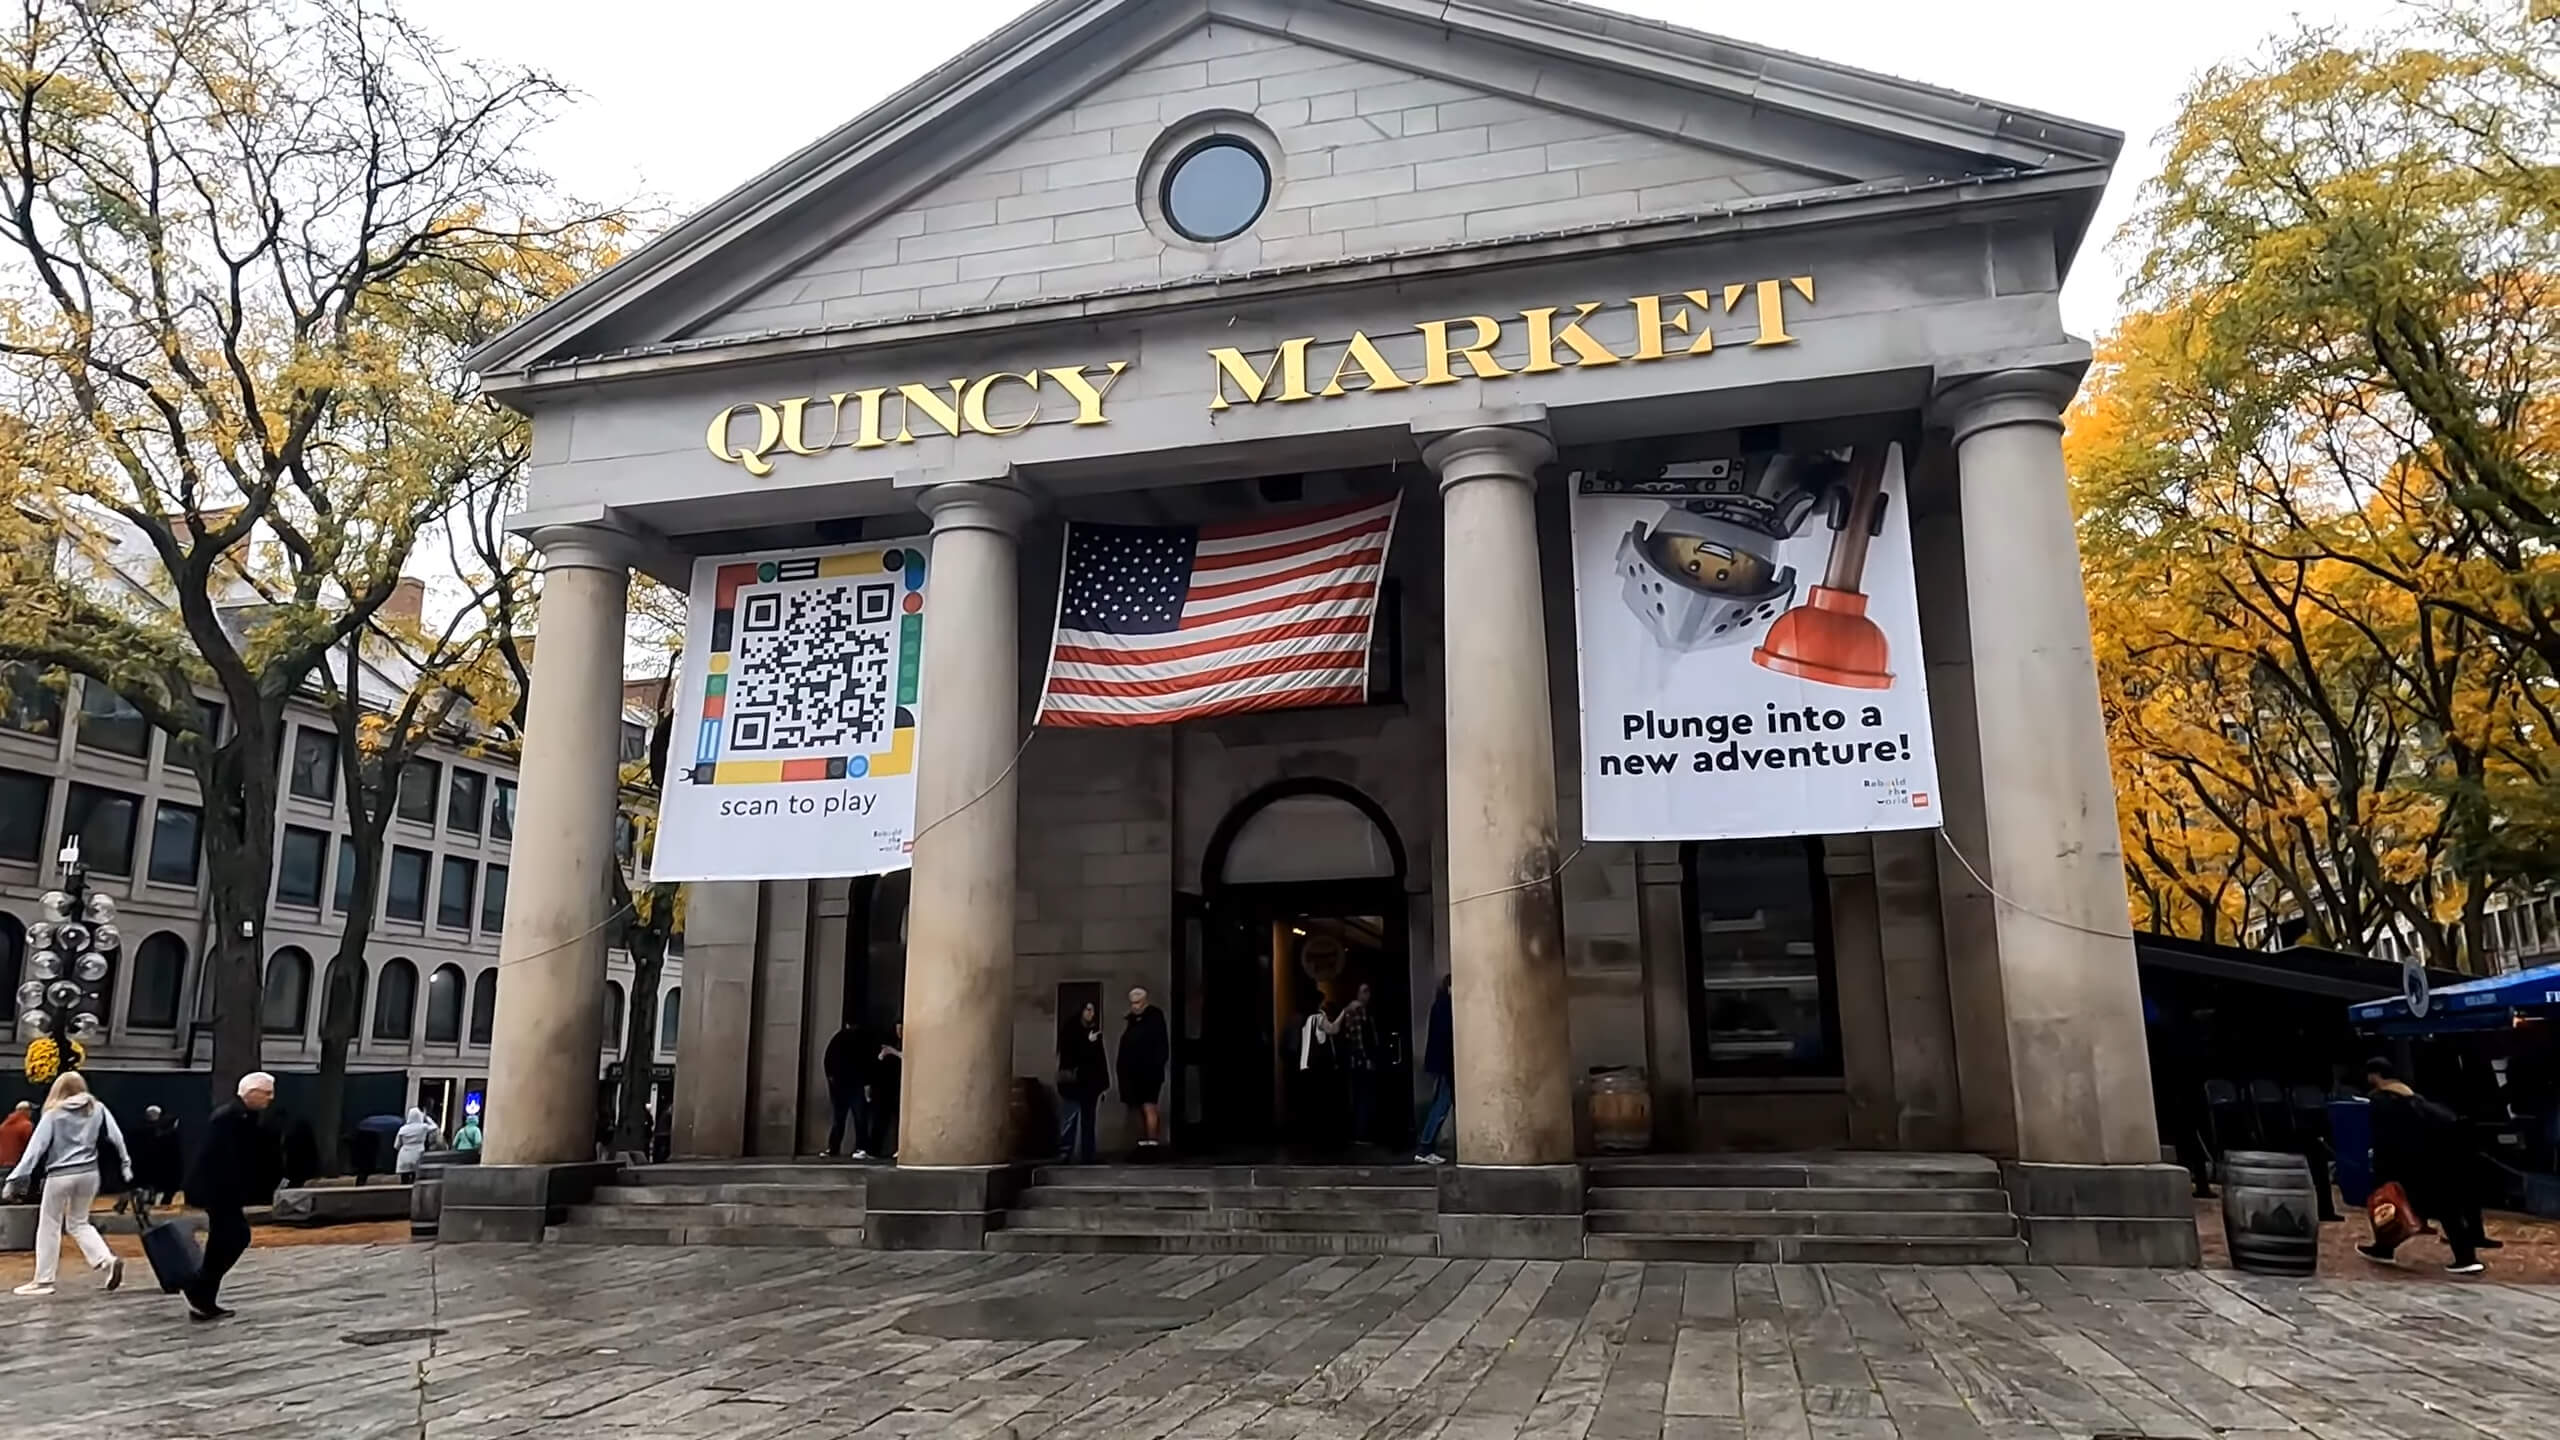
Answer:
[{"left": 653, "top": 540, "right": 928, "bottom": 882}]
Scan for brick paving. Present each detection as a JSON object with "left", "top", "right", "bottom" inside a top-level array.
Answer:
[{"left": 2, "top": 1242, "right": 2556, "bottom": 1439}]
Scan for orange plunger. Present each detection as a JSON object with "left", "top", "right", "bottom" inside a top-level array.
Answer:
[{"left": 1753, "top": 443, "right": 1893, "bottom": 689}]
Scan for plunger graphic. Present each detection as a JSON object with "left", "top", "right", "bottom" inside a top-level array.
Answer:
[{"left": 1753, "top": 443, "right": 1894, "bottom": 689}]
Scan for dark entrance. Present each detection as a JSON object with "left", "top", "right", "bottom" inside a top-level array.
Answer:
[{"left": 1175, "top": 780, "right": 1413, "bottom": 1156}]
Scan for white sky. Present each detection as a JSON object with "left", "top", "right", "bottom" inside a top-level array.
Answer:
[{"left": 425, "top": 0, "right": 2403, "bottom": 338}]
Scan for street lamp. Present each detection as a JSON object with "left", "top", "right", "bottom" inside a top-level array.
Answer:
[{"left": 19, "top": 837, "right": 116, "bottom": 1081}]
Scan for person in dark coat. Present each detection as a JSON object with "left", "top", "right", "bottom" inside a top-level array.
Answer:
[
  {"left": 821, "top": 1022, "right": 870, "bottom": 1159},
  {"left": 183, "top": 1071, "right": 281, "bottom": 1319},
  {"left": 1055, "top": 1001, "right": 1110, "bottom": 1164},
  {"left": 1415, "top": 974, "right": 1455, "bottom": 1163},
  {"left": 117, "top": 1105, "right": 183, "bottom": 1210},
  {"left": 2359, "top": 1057, "right": 2493, "bottom": 1274},
  {"left": 1118, "top": 988, "right": 1169, "bottom": 1152}
]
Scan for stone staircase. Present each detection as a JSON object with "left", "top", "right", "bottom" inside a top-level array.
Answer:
[
  {"left": 1580, "top": 1153, "right": 2027, "bottom": 1264},
  {"left": 547, "top": 1161, "right": 869, "bottom": 1247},
  {"left": 987, "top": 1163, "right": 1441, "bottom": 1255}
]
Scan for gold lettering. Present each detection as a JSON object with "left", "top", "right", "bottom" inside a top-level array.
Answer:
[
  {"left": 1414, "top": 316, "right": 1511, "bottom": 385},
  {"left": 1724, "top": 277, "right": 1813, "bottom": 346},
  {"left": 846, "top": 388, "right": 889, "bottom": 449},
  {"left": 1042, "top": 361, "right": 1127, "bottom": 426},
  {"left": 962, "top": 371, "right": 1041, "bottom": 436},
  {"left": 775, "top": 394, "right": 844, "bottom": 456},
  {"left": 1208, "top": 339, "right": 1314, "bottom": 409},
  {"left": 1629, "top": 292, "right": 1717, "bottom": 360},
  {"left": 1520, "top": 303, "right": 1621, "bottom": 373},
  {"left": 706, "top": 402, "right": 783, "bottom": 477},
  {"left": 1320, "top": 331, "right": 1412, "bottom": 397},
  {"left": 896, "top": 380, "right": 969, "bottom": 442}
]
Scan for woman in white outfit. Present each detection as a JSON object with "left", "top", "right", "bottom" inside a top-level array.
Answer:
[
  {"left": 393, "top": 1108, "right": 441, "bottom": 1181},
  {"left": 3, "top": 1072, "right": 130, "bottom": 1296}
]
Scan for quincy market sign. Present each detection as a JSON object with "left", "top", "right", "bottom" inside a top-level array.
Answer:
[{"left": 705, "top": 276, "right": 1818, "bottom": 475}]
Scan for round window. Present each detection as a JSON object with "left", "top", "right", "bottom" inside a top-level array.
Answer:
[{"left": 1161, "top": 137, "right": 1270, "bottom": 243}]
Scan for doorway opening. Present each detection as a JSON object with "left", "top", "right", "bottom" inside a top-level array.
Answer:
[{"left": 1177, "top": 780, "right": 1413, "bottom": 1157}]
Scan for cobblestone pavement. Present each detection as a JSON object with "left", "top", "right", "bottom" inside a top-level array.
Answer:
[{"left": 3, "top": 1243, "right": 2557, "bottom": 1440}]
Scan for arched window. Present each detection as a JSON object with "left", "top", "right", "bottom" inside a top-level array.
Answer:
[
  {"left": 261, "top": 947, "right": 312, "bottom": 1037},
  {"left": 126, "top": 932, "right": 187, "bottom": 1030},
  {"left": 468, "top": 968, "right": 497, "bottom": 1046},
  {"left": 424, "top": 963, "right": 465, "bottom": 1044},
  {"left": 602, "top": 980, "right": 625, "bottom": 1055},
  {"left": 320, "top": 954, "right": 365, "bottom": 1041},
  {"left": 0, "top": 912, "right": 23, "bottom": 1039},
  {"left": 659, "top": 986, "right": 681, "bottom": 1053},
  {"left": 372, "top": 958, "right": 418, "bottom": 1041},
  {"left": 1217, "top": 789, "right": 1400, "bottom": 885}
]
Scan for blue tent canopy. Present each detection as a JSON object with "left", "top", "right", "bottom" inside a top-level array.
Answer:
[{"left": 2350, "top": 960, "right": 2560, "bottom": 1033}]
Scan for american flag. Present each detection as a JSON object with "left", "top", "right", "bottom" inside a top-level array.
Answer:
[{"left": 1035, "top": 495, "right": 1401, "bottom": 727}]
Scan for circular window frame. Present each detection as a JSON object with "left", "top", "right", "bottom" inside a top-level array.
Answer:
[
  {"left": 1159, "top": 136, "right": 1271, "bottom": 244},
  {"left": 1138, "top": 112, "right": 1284, "bottom": 254}
]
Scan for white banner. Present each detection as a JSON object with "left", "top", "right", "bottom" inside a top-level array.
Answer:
[
  {"left": 651, "top": 540, "right": 927, "bottom": 881},
  {"left": 1569, "top": 440, "right": 1941, "bottom": 843}
]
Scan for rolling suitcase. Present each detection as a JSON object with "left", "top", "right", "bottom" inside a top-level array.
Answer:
[{"left": 132, "top": 1195, "right": 202, "bottom": 1295}]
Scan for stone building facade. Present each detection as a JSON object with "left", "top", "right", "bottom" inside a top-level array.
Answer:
[{"left": 454, "top": 0, "right": 2195, "bottom": 1263}]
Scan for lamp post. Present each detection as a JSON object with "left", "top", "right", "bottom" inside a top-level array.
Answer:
[{"left": 18, "top": 837, "right": 117, "bottom": 1079}]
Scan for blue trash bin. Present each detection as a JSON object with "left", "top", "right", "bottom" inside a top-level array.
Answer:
[{"left": 2329, "top": 1096, "right": 2373, "bottom": 1207}]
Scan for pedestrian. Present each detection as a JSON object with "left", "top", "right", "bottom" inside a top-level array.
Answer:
[
  {"left": 183, "top": 1071, "right": 280, "bottom": 1320},
  {"left": 2358, "top": 1057, "right": 2494, "bottom": 1275},
  {"left": 821, "top": 1021, "right": 870, "bottom": 1159},
  {"left": 1056, "top": 1000, "right": 1109, "bottom": 1164},
  {"left": 1118, "top": 987, "right": 1169, "bottom": 1152},
  {"left": 2, "top": 1072, "right": 129, "bottom": 1296},
  {"left": 868, "top": 1023, "right": 903, "bottom": 1159},
  {"left": 393, "top": 1107, "right": 441, "bottom": 1181},
  {"left": 134, "top": 1106, "right": 183, "bottom": 1206},
  {"left": 1414, "top": 973, "right": 1455, "bottom": 1164},
  {"left": 453, "top": 1112, "right": 483, "bottom": 1153},
  {"left": 0, "top": 1101, "right": 33, "bottom": 1169}
]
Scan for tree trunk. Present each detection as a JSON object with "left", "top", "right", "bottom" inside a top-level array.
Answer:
[
  {"left": 310, "top": 913, "right": 376, "bottom": 1174},
  {"left": 613, "top": 937, "right": 665, "bottom": 1157},
  {"left": 200, "top": 730, "right": 278, "bottom": 1104}
]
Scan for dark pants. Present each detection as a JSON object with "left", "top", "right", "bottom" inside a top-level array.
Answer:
[
  {"left": 825, "top": 1087, "right": 866, "bottom": 1154},
  {"left": 187, "top": 1204, "right": 251, "bottom": 1310},
  {"left": 866, "top": 1086, "right": 899, "bottom": 1158},
  {"left": 1057, "top": 1091, "right": 1099, "bottom": 1163},
  {"left": 1348, "top": 1070, "right": 1378, "bottom": 1147},
  {"left": 2372, "top": 1184, "right": 2486, "bottom": 1266}
]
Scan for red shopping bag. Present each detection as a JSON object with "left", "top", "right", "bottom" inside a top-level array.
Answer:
[{"left": 2367, "top": 1181, "right": 2422, "bottom": 1250}]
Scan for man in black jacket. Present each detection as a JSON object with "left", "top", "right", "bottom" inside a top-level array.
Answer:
[
  {"left": 2359, "top": 1057, "right": 2492, "bottom": 1275},
  {"left": 183, "top": 1071, "right": 280, "bottom": 1319},
  {"left": 1118, "top": 988, "right": 1169, "bottom": 1152},
  {"left": 821, "top": 1022, "right": 869, "bottom": 1160}
]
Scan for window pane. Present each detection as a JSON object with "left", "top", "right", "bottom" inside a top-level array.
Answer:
[
  {"left": 276, "top": 826, "right": 327, "bottom": 907},
  {"left": 468, "top": 969, "right": 496, "bottom": 1045},
  {"left": 482, "top": 864, "right": 508, "bottom": 934},
  {"left": 1686, "top": 837, "right": 1838, "bottom": 1077},
  {"left": 75, "top": 681, "right": 150, "bottom": 758},
  {"left": 373, "top": 960, "right": 418, "bottom": 1041},
  {"left": 387, "top": 847, "right": 429, "bottom": 921},
  {"left": 127, "top": 933, "right": 187, "bottom": 1030},
  {"left": 289, "top": 729, "right": 338, "bottom": 802},
  {"left": 491, "top": 779, "right": 516, "bottom": 841},
  {"left": 424, "top": 965, "right": 464, "bottom": 1044},
  {"left": 0, "top": 664, "right": 64, "bottom": 737},
  {"left": 334, "top": 839, "right": 359, "bottom": 911},
  {"left": 603, "top": 981, "right": 625, "bottom": 1054},
  {"left": 614, "top": 812, "right": 639, "bottom": 865},
  {"left": 660, "top": 987, "right": 681, "bottom": 1052},
  {"left": 447, "top": 769, "right": 485, "bottom": 834},
  {"left": 63, "top": 783, "right": 140, "bottom": 876},
  {"left": 168, "top": 700, "right": 222, "bottom": 775},
  {"left": 438, "top": 856, "right": 476, "bottom": 928},
  {"left": 396, "top": 759, "right": 440, "bottom": 824},
  {"left": 0, "top": 769, "right": 49, "bottom": 861},
  {"left": 148, "top": 802, "right": 201, "bottom": 885},
  {"left": 261, "top": 948, "right": 311, "bottom": 1036}
]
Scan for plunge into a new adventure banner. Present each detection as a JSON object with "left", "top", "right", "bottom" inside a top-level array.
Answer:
[{"left": 1569, "top": 439, "right": 1942, "bottom": 843}]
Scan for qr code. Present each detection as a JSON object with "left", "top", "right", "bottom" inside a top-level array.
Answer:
[{"left": 726, "top": 579, "right": 898, "bottom": 756}]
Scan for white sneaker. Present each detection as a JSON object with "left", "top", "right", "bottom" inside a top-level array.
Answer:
[
  {"left": 849, "top": 1150, "right": 870, "bottom": 1161},
  {"left": 13, "top": 1282, "right": 54, "bottom": 1297},
  {"left": 1416, "top": 1152, "right": 1447, "bottom": 1165}
]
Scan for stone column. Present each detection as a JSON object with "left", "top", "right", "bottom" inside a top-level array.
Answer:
[
  {"left": 895, "top": 480, "right": 1033, "bottom": 1171},
  {"left": 483, "top": 524, "right": 633, "bottom": 1167},
  {"left": 1933, "top": 369, "right": 2160, "bottom": 1167},
  {"left": 1418, "top": 413, "right": 1577, "bottom": 1173}
]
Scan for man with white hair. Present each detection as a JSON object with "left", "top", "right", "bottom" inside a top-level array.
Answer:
[{"left": 181, "top": 1071, "right": 279, "bottom": 1320}]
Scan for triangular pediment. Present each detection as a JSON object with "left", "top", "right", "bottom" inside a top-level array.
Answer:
[{"left": 474, "top": 0, "right": 2119, "bottom": 379}]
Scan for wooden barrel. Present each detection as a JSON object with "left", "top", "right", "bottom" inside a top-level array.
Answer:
[
  {"left": 2220, "top": 1149, "right": 2320, "bottom": 1276},
  {"left": 1586, "top": 1067, "right": 1652, "bottom": 1154}
]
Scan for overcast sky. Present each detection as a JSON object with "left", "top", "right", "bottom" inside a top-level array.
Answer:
[{"left": 424, "top": 0, "right": 2402, "bottom": 338}]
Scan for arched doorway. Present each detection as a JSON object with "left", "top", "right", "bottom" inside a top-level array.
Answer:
[{"left": 1184, "top": 780, "right": 1410, "bottom": 1155}]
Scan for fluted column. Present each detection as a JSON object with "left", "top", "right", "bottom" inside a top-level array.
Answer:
[
  {"left": 1419, "top": 414, "right": 1576, "bottom": 1167},
  {"left": 1934, "top": 368, "right": 2160, "bottom": 1166},
  {"left": 484, "top": 524, "right": 633, "bottom": 1166},
  {"left": 897, "top": 480, "right": 1033, "bottom": 1168}
]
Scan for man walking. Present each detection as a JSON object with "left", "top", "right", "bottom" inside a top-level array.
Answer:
[
  {"left": 1415, "top": 974, "right": 1455, "bottom": 1163},
  {"left": 821, "top": 1021, "right": 869, "bottom": 1159},
  {"left": 2358, "top": 1057, "right": 2493, "bottom": 1275},
  {"left": 183, "top": 1071, "right": 281, "bottom": 1320},
  {"left": 1118, "top": 988, "right": 1169, "bottom": 1153}
]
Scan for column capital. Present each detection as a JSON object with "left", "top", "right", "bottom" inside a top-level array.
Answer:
[
  {"left": 528, "top": 523, "right": 643, "bottom": 575},
  {"left": 916, "top": 480, "right": 1034, "bottom": 540},
  {"left": 1414, "top": 406, "right": 1555, "bottom": 494},
  {"left": 1930, "top": 367, "right": 2081, "bottom": 447}
]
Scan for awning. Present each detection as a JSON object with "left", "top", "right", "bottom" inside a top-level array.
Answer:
[{"left": 2350, "top": 960, "right": 2560, "bottom": 1032}]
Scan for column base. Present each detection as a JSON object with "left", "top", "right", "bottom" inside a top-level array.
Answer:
[
  {"left": 436, "top": 1161, "right": 621, "bottom": 1244},
  {"left": 2003, "top": 1161, "right": 2202, "bottom": 1267},
  {"left": 865, "top": 1165, "right": 1023, "bottom": 1250},
  {"left": 1437, "top": 1164, "right": 1583, "bottom": 1258}
]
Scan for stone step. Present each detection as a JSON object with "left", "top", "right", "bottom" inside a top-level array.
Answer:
[
  {"left": 1582, "top": 1233, "right": 2030, "bottom": 1265},
  {"left": 1584, "top": 1208, "right": 2018, "bottom": 1239},
  {"left": 546, "top": 1223, "right": 867, "bottom": 1247},
  {"left": 592, "top": 1183, "right": 872, "bottom": 1207},
  {"left": 1583, "top": 1155, "right": 2001, "bottom": 1191},
  {"left": 1026, "top": 1163, "right": 1434, "bottom": 1188},
  {"left": 1584, "top": 1186, "right": 2013, "bottom": 1214},
  {"left": 988, "top": 1226, "right": 1439, "bottom": 1256},
  {"left": 567, "top": 1202, "right": 868, "bottom": 1229},
  {"left": 1004, "top": 1205, "right": 1436, "bottom": 1234},
  {"left": 618, "top": 1163, "right": 869, "bottom": 1187},
  {"left": 1016, "top": 1184, "right": 1437, "bottom": 1211}
]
